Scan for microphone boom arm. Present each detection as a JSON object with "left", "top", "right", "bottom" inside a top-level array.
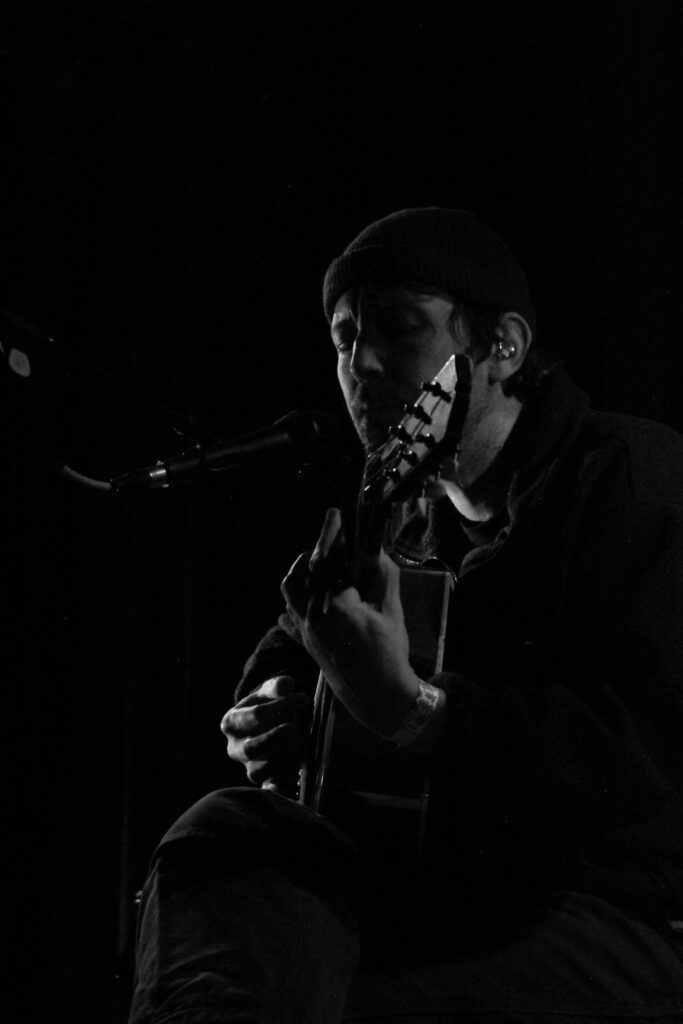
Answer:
[{"left": 110, "top": 410, "right": 339, "bottom": 494}]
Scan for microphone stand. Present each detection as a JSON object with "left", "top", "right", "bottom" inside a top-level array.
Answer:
[
  {"left": 3, "top": 306, "right": 345, "bottom": 497},
  {"left": 1, "top": 306, "right": 210, "bottom": 493}
]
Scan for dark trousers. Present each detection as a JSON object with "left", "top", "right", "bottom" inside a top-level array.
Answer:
[{"left": 128, "top": 788, "right": 683, "bottom": 1024}]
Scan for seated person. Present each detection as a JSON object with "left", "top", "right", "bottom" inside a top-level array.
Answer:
[{"left": 128, "top": 207, "right": 683, "bottom": 1024}]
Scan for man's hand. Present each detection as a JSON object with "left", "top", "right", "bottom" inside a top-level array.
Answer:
[
  {"left": 281, "top": 508, "right": 421, "bottom": 738},
  {"left": 221, "top": 675, "right": 309, "bottom": 793}
]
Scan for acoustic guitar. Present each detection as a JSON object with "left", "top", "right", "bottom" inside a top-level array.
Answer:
[{"left": 298, "top": 353, "right": 471, "bottom": 856}]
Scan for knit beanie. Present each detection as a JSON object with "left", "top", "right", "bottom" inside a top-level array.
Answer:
[{"left": 322, "top": 207, "right": 536, "bottom": 334}]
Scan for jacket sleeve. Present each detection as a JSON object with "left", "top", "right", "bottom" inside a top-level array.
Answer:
[
  {"left": 429, "top": 437, "right": 683, "bottom": 840},
  {"left": 234, "top": 608, "right": 319, "bottom": 701}
]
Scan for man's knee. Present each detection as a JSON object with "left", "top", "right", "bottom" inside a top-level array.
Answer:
[{"left": 155, "top": 786, "right": 288, "bottom": 851}]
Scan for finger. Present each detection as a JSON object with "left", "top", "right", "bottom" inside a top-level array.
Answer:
[
  {"left": 242, "top": 727, "right": 306, "bottom": 787},
  {"left": 247, "top": 759, "right": 300, "bottom": 790},
  {"left": 225, "top": 675, "right": 297, "bottom": 720},
  {"left": 307, "top": 581, "right": 362, "bottom": 629},
  {"left": 308, "top": 508, "right": 343, "bottom": 575},
  {"left": 242, "top": 722, "right": 305, "bottom": 761},
  {"left": 229, "top": 675, "right": 298, "bottom": 714},
  {"left": 310, "top": 510, "right": 353, "bottom": 597},
  {"left": 223, "top": 693, "right": 309, "bottom": 739},
  {"left": 374, "top": 547, "right": 402, "bottom": 613},
  {"left": 228, "top": 721, "right": 304, "bottom": 764},
  {"left": 259, "top": 675, "right": 295, "bottom": 699},
  {"left": 221, "top": 692, "right": 309, "bottom": 738},
  {"left": 341, "top": 545, "right": 400, "bottom": 613},
  {"left": 246, "top": 759, "right": 276, "bottom": 786},
  {"left": 281, "top": 551, "right": 313, "bottom": 619}
]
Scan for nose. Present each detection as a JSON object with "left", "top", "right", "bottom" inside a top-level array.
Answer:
[{"left": 348, "top": 331, "right": 385, "bottom": 383}]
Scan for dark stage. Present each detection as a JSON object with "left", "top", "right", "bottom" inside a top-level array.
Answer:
[{"left": 2, "top": 2, "right": 681, "bottom": 1020}]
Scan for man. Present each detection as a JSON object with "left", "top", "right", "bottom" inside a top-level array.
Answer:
[{"left": 129, "top": 208, "right": 683, "bottom": 1024}]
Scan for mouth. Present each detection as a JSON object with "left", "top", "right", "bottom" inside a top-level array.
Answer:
[
  {"left": 348, "top": 383, "right": 418, "bottom": 450},
  {"left": 351, "top": 405, "right": 407, "bottom": 451},
  {"left": 355, "top": 401, "right": 404, "bottom": 420},
  {"left": 355, "top": 398, "right": 406, "bottom": 423}
]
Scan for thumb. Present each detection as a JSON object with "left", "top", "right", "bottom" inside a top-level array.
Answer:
[{"left": 260, "top": 675, "right": 296, "bottom": 699}]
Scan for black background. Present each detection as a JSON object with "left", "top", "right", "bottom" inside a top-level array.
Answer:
[{"left": 2, "top": 2, "right": 682, "bottom": 1021}]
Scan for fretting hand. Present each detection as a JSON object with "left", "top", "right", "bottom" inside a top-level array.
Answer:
[{"left": 281, "top": 508, "right": 422, "bottom": 738}]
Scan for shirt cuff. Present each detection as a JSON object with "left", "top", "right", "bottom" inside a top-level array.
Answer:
[{"left": 387, "top": 679, "right": 447, "bottom": 749}]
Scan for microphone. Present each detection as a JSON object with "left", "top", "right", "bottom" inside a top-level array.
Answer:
[
  {"left": 1, "top": 306, "right": 59, "bottom": 379},
  {"left": 111, "top": 410, "right": 340, "bottom": 493}
]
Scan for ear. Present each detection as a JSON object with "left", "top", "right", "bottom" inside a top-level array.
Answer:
[{"left": 487, "top": 312, "right": 533, "bottom": 384}]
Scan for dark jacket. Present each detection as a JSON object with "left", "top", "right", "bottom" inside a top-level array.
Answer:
[{"left": 237, "top": 370, "right": 683, "bottom": 930}]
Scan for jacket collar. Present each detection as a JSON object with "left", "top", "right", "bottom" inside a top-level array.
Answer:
[{"left": 389, "top": 369, "right": 591, "bottom": 565}]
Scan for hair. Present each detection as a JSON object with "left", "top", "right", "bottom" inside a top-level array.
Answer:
[{"left": 406, "top": 283, "right": 563, "bottom": 400}]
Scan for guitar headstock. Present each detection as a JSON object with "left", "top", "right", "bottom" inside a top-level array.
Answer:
[{"left": 361, "top": 353, "right": 471, "bottom": 507}]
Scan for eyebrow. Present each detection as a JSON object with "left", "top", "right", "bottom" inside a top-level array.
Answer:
[
  {"left": 330, "top": 297, "right": 433, "bottom": 344},
  {"left": 330, "top": 311, "right": 352, "bottom": 332},
  {"left": 332, "top": 296, "right": 424, "bottom": 324},
  {"left": 373, "top": 298, "right": 423, "bottom": 312}
]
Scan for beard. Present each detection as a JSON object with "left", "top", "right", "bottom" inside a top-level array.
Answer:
[{"left": 347, "top": 380, "right": 415, "bottom": 453}]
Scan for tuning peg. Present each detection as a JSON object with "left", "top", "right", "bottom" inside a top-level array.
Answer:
[
  {"left": 400, "top": 448, "right": 419, "bottom": 466},
  {"left": 421, "top": 381, "right": 452, "bottom": 402},
  {"left": 405, "top": 404, "right": 432, "bottom": 424},
  {"left": 388, "top": 424, "right": 411, "bottom": 443},
  {"left": 416, "top": 432, "right": 436, "bottom": 448}
]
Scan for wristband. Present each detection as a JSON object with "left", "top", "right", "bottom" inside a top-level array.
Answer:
[{"left": 388, "top": 679, "right": 443, "bottom": 747}]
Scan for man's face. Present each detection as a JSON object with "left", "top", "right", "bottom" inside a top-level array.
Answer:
[{"left": 330, "top": 284, "right": 463, "bottom": 451}]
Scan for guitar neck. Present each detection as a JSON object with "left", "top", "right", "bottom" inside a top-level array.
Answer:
[
  {"left": 298, "top": 354, "right": 470, "bottom": 817},
  {"left": 348, "top": 500, "right": 389, "bottom": 597}
]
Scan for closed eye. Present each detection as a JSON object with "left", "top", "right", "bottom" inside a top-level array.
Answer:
[
  {"left": 331, "top": 327, "right": 355, "bottom": 354},
  {"left": 330, "top": 310, "right": 359, "bottom": 351}
]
